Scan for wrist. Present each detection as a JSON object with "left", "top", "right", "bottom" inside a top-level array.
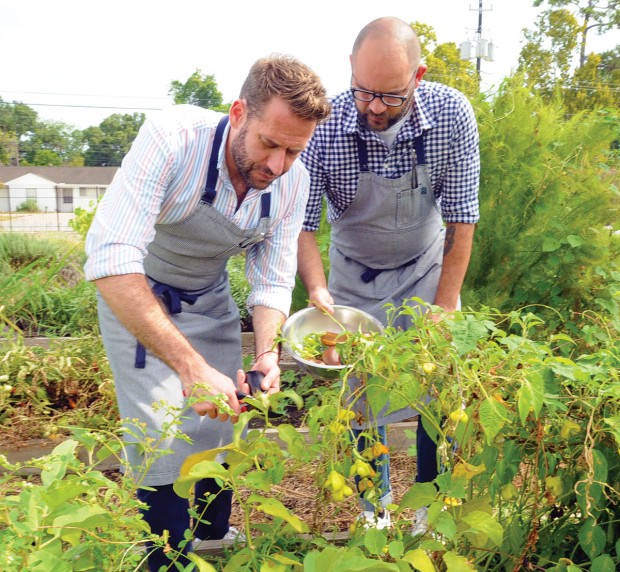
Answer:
[{"left": 255, "top": 348, "right": 280, "bottom": 362}]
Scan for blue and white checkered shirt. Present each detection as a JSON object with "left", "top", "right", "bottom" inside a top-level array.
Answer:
[{"left": 301, "top": 81, "right": 480, "bottom": 231}]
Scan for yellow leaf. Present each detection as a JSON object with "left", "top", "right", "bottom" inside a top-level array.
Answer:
[
  {"left": 403, "top": 549, "right": 435, "bottom": 572},
  {"left": 187, "top": 552, "right": 218, "bottom": 571},
  {"left": 179, "top": 445, "right": 235, "bottom": 477},
  {"left": 452, "top": 461, "right": 486, "bottom": 480}
]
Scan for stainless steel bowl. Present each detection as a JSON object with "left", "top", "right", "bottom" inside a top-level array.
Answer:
[{"left": 281, "top": 305, "right": 384, "bottom": 380}]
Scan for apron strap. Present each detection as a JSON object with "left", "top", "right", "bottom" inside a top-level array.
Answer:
[
  {"left": 202, "top": 115, "right": 229, "bottom": 205},
  {"left": 260, "top": 192, "right": 271, "bottom": 218},
  {"left": 356, "top": 134, "right": 369, "bottom": 172},
  {"left": 413, "top": 135, "right": 426, "bottom": 165},
  {"left": 134, "top": 282, "right": 200, "bottom": 368}
]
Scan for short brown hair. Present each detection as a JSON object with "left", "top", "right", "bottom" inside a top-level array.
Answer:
[{"left": 240, "top": 54, "right": 331, "bottom": 124}]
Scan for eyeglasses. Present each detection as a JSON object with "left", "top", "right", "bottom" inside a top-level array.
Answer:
[{"left": 350, "top": 72, "right": 417, "bottom": 108}]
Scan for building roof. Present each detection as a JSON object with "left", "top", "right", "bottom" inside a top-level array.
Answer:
[{"left": 0, "top": 166, "right": 118, "bottom": 185}]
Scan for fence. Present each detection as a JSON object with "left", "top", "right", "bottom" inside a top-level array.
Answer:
[{"left": 0, "top": 187, "right": 104, "bottom": 233}]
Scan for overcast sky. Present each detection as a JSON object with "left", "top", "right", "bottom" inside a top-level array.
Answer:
[{"left": 0, "top": 0, "right": 615, "bottom": 129}]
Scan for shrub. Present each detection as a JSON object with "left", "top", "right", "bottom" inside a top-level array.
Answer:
[{"left": 15, "top": 199, "right": 40, "bottom": 213}]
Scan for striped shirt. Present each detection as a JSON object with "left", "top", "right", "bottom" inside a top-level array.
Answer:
[
  {"left": 301, "top": 81, "right": 480, "bottom": 231},
  {"left": 85, "top": 104, "right": 310, "bottom": 315}
]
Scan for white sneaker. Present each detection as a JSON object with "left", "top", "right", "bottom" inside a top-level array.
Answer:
[
  {"left": 359, "top": 510, "right": 391, "bottom": 530},
  {"left": 411, "top": 507, "right": 428, "bottom": 536},
  {"left": 194, "top": 526, "right": 246, "bottom": 550},
  {"left": 222, "top": 526, "right": 246, "bottom": 542}
]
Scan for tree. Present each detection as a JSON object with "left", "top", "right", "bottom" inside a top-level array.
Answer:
[
  {"left": 82, "top": 113, "right": 145, "bottom": 166},
  {"left": 0, "top": 98, "right": 39, "bottom": 165},
  {"left": 412, "top": 21, "right": 479, "bottom": 98},
  {"left": 168, "top": 69, "right": 229, "bottom": 112},
  {"left": 534, "top": 0, "right": 620, "bottom": 67},
  {"left": 465, "top": 75, "right": 619, "bottom": 326},
  {"left": 518, "top": 8, "right": 581, "bottom": 97},
  {"left": 21, "top": 121, "right": 84, "bottom": 166},
  {"left": 564, "top": 51, "right": 620, "bottom": 113}
]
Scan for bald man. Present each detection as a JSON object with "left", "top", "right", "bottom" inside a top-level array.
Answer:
[{"left": 298, "top": 17, "right": 480, "bottom": 533}]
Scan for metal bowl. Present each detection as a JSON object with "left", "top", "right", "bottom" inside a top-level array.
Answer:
[{"left": 281, "top": 305, "right": 384, "bottom": 380}]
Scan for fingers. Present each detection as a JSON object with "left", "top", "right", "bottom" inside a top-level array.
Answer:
[
  {"left": 186, "top": 376, "right": 241, "bottom": 420},
  {"left": 236, "top": 369, "right": 250, "bottom": 396},
  {"left": 308, "top": 288, "right": 335, "bottom": 314}
]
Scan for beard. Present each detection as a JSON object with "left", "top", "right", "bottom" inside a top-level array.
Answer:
[
  {"left": 230, "top": 124, "right": 277, "bottom": 191},
  {"left": 357, "top": 100, "right": 412, "bottom": 132}
]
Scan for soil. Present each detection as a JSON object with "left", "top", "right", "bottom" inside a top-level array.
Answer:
[{"left": 227, "top": 451, "right": 418, "bottom": 533}]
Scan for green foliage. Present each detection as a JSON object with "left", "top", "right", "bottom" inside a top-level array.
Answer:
[
  {"left": 228, "top": 254, "right": 251, "bottom": 327},
  {"left": 176, "top": 304, "right": 620, "bottom": 570},
  {"left": 519, "top": 8, "right": 580, "bottom": 97},
  {"left": 0, "top": 433, "right": 156, "bottom": 571},
  {"left": 565, "top": 52, "right": 620, "bottom": 114},
  {"left": 82, "top": 113, "right": 145, "bottom": 167},
  {"left": 0, "top": 235, "right": 98, "bottom": 336},
  {"left": 68, "top": 200, "right": 100, "bottom": 240},
  {"left": 15, "top": 199, "right": 40, "bottom": 213},
  {"left": 20, "top": 121, "right": 85, "bottom": 166},
  {"left": 0, "top": 336, "right": 115, "bottom": 441},
  {"left": 0, "top": 233, "right": 60, "bottom": 268},
  {"left": 169, "top": 69, "right": 229, "bottom": 112},
  {"left": 465, "top": 78, "right": 620, "bottom": 330}
]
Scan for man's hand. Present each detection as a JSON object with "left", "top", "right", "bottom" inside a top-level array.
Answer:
[
  {"left": 247, "top": 350, "right": 281, "bottom": 396},
  {"left": 308, "top": 286, "right": 335, "bottom": 314},
  {"left": 183, "top": 368, "right": 246, "bottom": 422}
]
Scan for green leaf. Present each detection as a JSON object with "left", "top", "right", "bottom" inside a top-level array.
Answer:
[
  {"left": 450, "top": 315, "right": 490, "bottom": 355},
  {"left": 187, "top": 552, "right": 219, "bottom": 571},
  {"left": 364, "top": 528, "right": 388, "bottom": 555},
  {"left": 435, "top": 511, "right": 457, "bottom": 540},
  {"left": 566, "top": 235, "right": 583, "bottom": 248},
  {"left": 388, "top": 540, "right": 404, "bottom": 559},
  {"left": 591, "top": 554, "right": 616, "bottom": 572},
  {"left": 479, "top": 399, "right": 509, "bottom": 444},
  {"left": 578, "top": 518, "right": 606, "bottom": 559},
  {"left": 462, "top": 511, "right": 504, "bottom": 546},
  {"left": 396, "top": 482, "right": 438, "bottom": 513},
  {"left": 246, "top": 494, "right": 309, "bottom": 533},
  {"left": 277, "top": 424, "right": 306, "bottom": 459},
  {"left": 517, "top": 369, "right": 544, "bottom": 424},
  {"left": 366, "top": 376, "right": 390, "bottom": 414},
  {"left": 51, "top": 505, "right": 109, "bottom": 541},
  {"left": 542, "top": 237, "right": 562, "bottom": 252},
  {"left": 40, "top": 439, "right": 79, "bottom": 487}
]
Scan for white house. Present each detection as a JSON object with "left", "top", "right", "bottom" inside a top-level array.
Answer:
[{"left": 0, "top": 167, "right": 118, "bottom": 213}]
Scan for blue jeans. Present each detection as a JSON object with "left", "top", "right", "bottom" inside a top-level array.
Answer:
[
  {"left": 137, "top": 477, "right": 232, "bottom": 571},
  {"left": 352, "top": 419, "right": 438, "bottom": 512}
]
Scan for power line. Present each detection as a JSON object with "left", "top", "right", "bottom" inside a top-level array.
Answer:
[
  {"left": 4, "top": 102, "right": 163, "bottom": 112},
  {"left": 0, "top": 90, "right": 167, "bottom": 101}
]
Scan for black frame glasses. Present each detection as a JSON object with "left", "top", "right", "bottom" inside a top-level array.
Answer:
[{"left": 350, "top": 72, "right": 417, "bottom": 108}]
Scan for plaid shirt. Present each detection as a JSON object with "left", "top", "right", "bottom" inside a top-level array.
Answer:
[{"left": 301, "top": 81, "right": 480, "bottom": 231}]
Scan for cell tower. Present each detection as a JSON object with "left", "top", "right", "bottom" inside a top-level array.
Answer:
[{"left": 459, "top": 0, "right": 495, "bottom": 79}]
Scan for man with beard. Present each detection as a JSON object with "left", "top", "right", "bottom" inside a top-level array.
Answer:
[
  {"left": 298, "top": 17, "right": 479, "bottom": 533},
  {"left": 85, "top": 54, "right": 330, "bottom": 571}
]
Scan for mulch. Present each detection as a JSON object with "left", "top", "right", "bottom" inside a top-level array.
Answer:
[{"left": 228, "top": 452, "right": 418, "bottom": 533}]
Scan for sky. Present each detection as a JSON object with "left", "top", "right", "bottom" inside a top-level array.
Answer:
[{"left": 0, "top": 0, "right": 616, "bottom": 130}]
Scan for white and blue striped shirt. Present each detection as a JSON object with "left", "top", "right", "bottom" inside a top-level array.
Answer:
[
  {"left": 301, "top": 81, "right": 480, "bottom": 231},
  {"left": 85, "top": 104, "right": 310, "bottom": 315}
]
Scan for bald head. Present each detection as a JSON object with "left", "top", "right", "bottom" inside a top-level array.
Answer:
[{"left": 352, "top": 17, "right": 421, "bottom": 74}]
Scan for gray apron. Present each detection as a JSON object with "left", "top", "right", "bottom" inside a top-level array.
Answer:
[
  {"left": 328, "top": 133, "right": 444, "bottom": 427},
  {"left": 98, "top": 116, "right": 271, "bottom": 486}
]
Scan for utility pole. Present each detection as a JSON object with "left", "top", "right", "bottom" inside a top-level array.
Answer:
[{"left": 459, "top": 0, "right": 495, "bottom": 83}]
